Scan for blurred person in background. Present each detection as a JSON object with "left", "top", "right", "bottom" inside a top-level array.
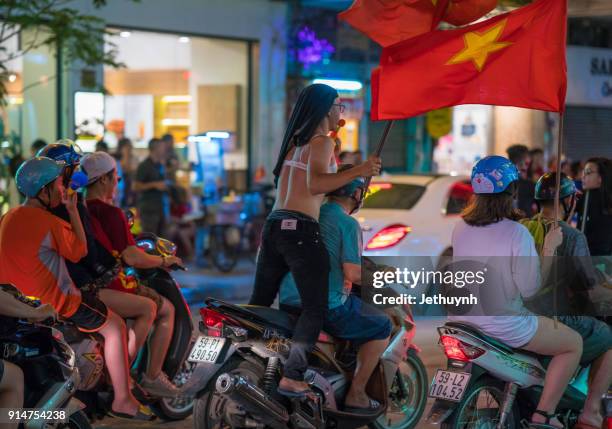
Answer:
[
  {"left": 166, "top": 157, "right": 195, "bottom": 261},
  {"left": 339, "top": 151, "right": 355, "bottom": 164},
  {"left": 528, "top": 148, "right": 545, "bottom": 181},
  {"left": 161, "top": 133, "right": 178, "bottom": 166},
  {"left": 507, "top": 144, "right": 535, "bottom": 217},
  {"left": 571, "top": 160, "right": 585, "bottom": 191},
  {"left": 134, "top": 138, "right": 170, "bottom": 237},
  {"left": 96, "top": 140, "right": 110, "bottom": 153},
  {"left": 577, "top": 157, "right": 612, "bottom": 256},
  {"left": 352, "top": 151, "right": 363, "bottom": 165},
  {"left": 30, "top": 139, "right": 47, "bottom": 157},
  {"left": 114, "top": 138, "right": 137, "bottom": 208}
]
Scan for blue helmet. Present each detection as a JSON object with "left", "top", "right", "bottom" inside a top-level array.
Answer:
[
  {"left": 471, "top": 155, "right": 519, "bottom": 194},
  {"left": 326, "top": 164, "right": 366, "bottom": 198},
  {"left": 16, "top": 157, "right": 66, "bottom": 198},
  {"left": 36, "top": 140, "right": 82, "bottom": 166}
]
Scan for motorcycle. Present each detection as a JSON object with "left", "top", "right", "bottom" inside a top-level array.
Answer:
[
  {"left": 0, "top": 284, "right": 91, "bottom": 429},
  {"left": 427, "top": 321, "right": 612, "bottom": 429},
  {"left": 188, "top": 277, "right": 428, "bottom": 429},
  {"left": 60, "top": 232, "right": 199, "bottom": 422}
]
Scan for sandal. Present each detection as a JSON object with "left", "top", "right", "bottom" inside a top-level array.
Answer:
[
  {"left": 108, "top": 404, "right": 156, "bottom": 421},
  {"left": 344, "top": 398, "right": 382, "bottom": 415},
  {"left": 527, "top": 409, "right": 563, "bottom": 429}
]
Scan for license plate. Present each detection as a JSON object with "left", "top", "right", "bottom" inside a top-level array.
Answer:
[
  {"left": 428, "top": 370, "right": 471, "bottom": 402},
  {"left": 187, "top": 336, "right": 226, "bottom": 363}
]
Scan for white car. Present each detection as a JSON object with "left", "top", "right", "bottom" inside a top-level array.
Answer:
[{"left": 356, "top": 174, "right": 473, "bottom": 262}]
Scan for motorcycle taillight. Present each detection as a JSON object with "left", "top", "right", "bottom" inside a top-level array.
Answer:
[
  {"left": 199, "top": 308, "right": 240, "bottom": 338},
  {"left": 440, "top": 335, "right": 484, "bottom": 362}
]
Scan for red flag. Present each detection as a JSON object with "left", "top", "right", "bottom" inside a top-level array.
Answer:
[
  {"left": 370, "top": 0, "right": 567, "bottom": 120},
  {"left": 339, "top": 0, "right": 497, "bottom": 47}
]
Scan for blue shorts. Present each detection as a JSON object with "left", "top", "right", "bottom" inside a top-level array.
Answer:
[
  {"left": 324, "top": 295, "right": 392, "bottom": 345},
  {"left": 559, "top": 316, "right": 612, "bottom": 365}
]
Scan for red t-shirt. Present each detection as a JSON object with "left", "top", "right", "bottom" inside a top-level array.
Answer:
[{"left": 86, "top": 199, "right": 138, "bottom": 293}]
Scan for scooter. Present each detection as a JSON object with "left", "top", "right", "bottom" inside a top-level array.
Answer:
[
  {"left": 427, "top": 321, "right": 612, "bottom": 429},
  {"left": 188, "top": 269, "right": 428, "bottom": 429},
  {"left": 60, "top": 233, "right": 199, "bottom": 422},
  {"left": 0, "top": 284, "right": 92, "bottom": 429}
]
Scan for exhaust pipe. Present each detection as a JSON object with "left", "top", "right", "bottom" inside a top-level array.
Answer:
[{"left": 216, "top": 373, "right": 289, "bottom": 425}]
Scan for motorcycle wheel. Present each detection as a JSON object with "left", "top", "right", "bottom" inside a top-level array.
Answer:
[
  {"left": 151, "top": 361, "right": 196, "bottom": 420},
  {"left": 209, "top": 225, "right": 240, "bottom": 273},
  {"left": 193, "top": 357, "right": 265, "bottom": 429},
  {"left": 442, "top": 376, "right": 520, "bottom": 429},
  {"left": 370, "top": 348, "right": 428, "bottom": 429},
  {"left": 58, "top": 410, "right": 92, "bottom": 429}
]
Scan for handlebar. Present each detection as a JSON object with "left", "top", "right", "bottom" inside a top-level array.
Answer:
[{"left": 170, "top": 264, "right": 187, "bottom": 271}]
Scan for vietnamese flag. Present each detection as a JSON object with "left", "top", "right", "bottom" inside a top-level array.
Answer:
[
  {"left": 339, "top": 0, "right": 449, "bottom": 47},
  {"left": 370, "top": 0, "right": 567, "bottom": 120},
  {"left": 339, "top": 0, "right": 498, "bottom": 48}
]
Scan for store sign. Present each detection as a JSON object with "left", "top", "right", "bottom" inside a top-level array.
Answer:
[
  {"left": 567, "top": 46, "right": 612, "bottom": 107},
  {"left": 426, "top": 108, "right": 452, "bottom": 138}
]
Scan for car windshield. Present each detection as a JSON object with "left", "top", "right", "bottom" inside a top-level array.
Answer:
[{"left": 362, "top": 183, "right": 426, "bottom": 210}]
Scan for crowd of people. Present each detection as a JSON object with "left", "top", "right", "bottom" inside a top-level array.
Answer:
[
  {"left": 0, "top": 82, "right": 609, "bottom": 427},
  {"left": 0, "top": 140, "right": 186, "bottom": 424}
]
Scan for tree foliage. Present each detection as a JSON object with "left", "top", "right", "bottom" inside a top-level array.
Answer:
[{"left": 0, "top": 0, "right": 138, "bottom": 105}]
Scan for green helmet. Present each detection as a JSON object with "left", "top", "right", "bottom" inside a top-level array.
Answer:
[{"left": 534, "top": 172, "right": 577, "bottom": 201}]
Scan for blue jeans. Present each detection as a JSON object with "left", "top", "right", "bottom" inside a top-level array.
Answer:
[{"left": 325, "top": 295, "right": 392, "bottom": 346}]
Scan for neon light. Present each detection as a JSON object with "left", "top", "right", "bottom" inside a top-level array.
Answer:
[
  {"left": 162, "top": 95, "right": 191, "bottom": 103},
  {"left": 206, "top": 131, "right": 230, "bottom": 139},
  {"left": 313, "top": 79, "right": 363, "bottom": 91}
]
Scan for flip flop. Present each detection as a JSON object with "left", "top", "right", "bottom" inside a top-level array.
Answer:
[
  {"left": 344, "top": 398, "right": 382, "bottom": 415},
  {"left": 109, "top": 404, "right": 156, "bottom": 421},
  {"left": 277, "top": 386, "right": 315, "bottom": 398}
]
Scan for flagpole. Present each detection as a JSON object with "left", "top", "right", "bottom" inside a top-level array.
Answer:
[
  {"left": 363, "top": 120, "right": 394, "bottom": 193},
  {"left": 552, "top": 111, "right": 565, "bottom": 328}
]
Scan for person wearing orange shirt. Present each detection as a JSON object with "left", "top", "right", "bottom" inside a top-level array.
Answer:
[{"left": 0, "top": 157, "right": 153, "bottom": 421}]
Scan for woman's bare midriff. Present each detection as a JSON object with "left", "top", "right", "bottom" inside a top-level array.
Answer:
[{"left": 273, "top": 145, "right": 328, "bottom": 220}]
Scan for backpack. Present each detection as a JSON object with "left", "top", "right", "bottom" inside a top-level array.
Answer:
[{"left": 519, "top": 213, "right": 555, "bottom": 257}]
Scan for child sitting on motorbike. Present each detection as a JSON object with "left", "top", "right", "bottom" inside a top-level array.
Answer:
[
  {"left": 279, "top": 166, "right": 392, "bottom": 414},
  {"left": 0, "top": 286, "right": 57, "bottom": 429},
  {"left": 81, "top": 151, "right": 183, "bottom": 396},
  {"left": 38, "top": 142, "right": 158, "bottom": 385},
  {"left": 449, "top": 156, "right": 582, "bottom": 429},
  {"left": 522, "top": 172, "right": 612, "bottom": 429},
  {"left": 0, "top": 157, "right": 153, "bottom": 420}
]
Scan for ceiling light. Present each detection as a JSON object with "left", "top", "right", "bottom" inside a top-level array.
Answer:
[
  {"left": 8, "top": 74, "right": 17, "bottom": 83},
  {"left": 206, "top": 131, "right": 230, "bottom": 139},
  {"left": 179, "top": 36, "right": 190, "bottom": 43},
  {"left": 162, "top": 95, "right": 191, "bottom": 103},
  {"left": 120, "top": 31, "right": 131, "bottom": 38}
]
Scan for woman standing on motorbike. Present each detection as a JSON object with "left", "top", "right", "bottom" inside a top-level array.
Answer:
[
  {"left": 82, "top": 151, "right": 183, "bottom": 397},
  {"left": 249, "top": 83, "right": 381, "bottom": 397},
  {"left": 450, "top": 156, "right": 582, "bottom": 429}
]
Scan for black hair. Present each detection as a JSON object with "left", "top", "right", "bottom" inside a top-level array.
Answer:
[
  {"left": 586, "top": 157, "right": 612, "bottom": 213},
  {"left": 272, "top": 83, "right": 338, "bottom": 186},
  {"left": 506, "top": 144, "right": 529, "bottom": 165},
  {"left": 148, "top": 138, "right": 163, "bottom": 151},
  {"left": 31, "top": 139, "right": 47, "bottom": 154},
  {"left": 161, "top": 133, "right": 174, "bottom": 143},
  {"left": 95, "top": 140, "right": 109, "bottom": 153},
  {"left": 529, "top": 148, "right": 543, "bottom": 156}
]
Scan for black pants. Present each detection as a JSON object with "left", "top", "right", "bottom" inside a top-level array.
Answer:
[{"left": 249, "top": 210, "right": 330, "bottom": 381}]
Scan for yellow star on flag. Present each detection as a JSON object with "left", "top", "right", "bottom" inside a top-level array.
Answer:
[{"left": 446, "top": 19, "right": 512, "bottom": 72}]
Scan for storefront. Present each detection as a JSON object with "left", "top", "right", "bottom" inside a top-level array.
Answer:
[
  {"left": 0, "top": 0, "right": 288, "bottom": 201},
  {"left": 564, "top": 45, "right": 612, "bottom": 161}
]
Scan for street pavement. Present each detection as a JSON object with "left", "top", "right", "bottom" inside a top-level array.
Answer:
[{"left": 94, "top": 260, "right": 446, "bottom": 429}]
